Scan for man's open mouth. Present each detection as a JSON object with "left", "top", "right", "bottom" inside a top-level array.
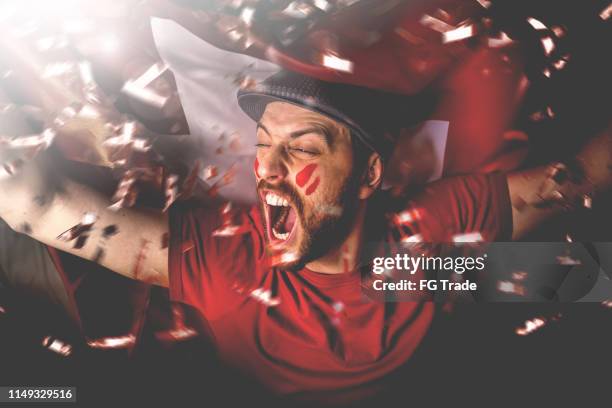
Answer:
[{"left": 262, "top": 191, "right": 299, "bottom": 245}]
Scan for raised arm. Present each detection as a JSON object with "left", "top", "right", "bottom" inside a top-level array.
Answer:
[
  {"left": 0, "top": 151, "right": 169, "bottom": 287},
  {"left": 508, "top": 123, "right": 612, "bottom": 240}
]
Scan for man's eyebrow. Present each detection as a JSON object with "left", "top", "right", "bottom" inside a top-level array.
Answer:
[
  {"left": 256, "top": 122, "right": 270, "bottom": 135},
  {"left": 289, "top": 125, "right": 333, "bottom": 145}
]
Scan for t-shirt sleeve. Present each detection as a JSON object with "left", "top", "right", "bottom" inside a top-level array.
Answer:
[
  {"left": 167, "top": 201, "right": 264, "bottom": 320},
  {"left": 407, "top": 172, "right": 513, "bottom": 242}
]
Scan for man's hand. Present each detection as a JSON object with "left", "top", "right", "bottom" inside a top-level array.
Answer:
[
  {"left": 508, "top": 123, "right": 612, "bottom": 239},
  {"left": 0, "top": 148, "right": 169, "bottom": 287}
]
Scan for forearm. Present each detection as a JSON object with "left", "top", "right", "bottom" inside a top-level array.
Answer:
[
  {"left": 0, "top": 156, "right": 169, "bottom": 286},
  {"left": 509, "top": 123, "right": 612, "bottom": 239}
]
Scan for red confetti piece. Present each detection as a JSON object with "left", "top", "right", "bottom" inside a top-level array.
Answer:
[{"left": 203, "top": 165, "right": 219, "bottom": 180}]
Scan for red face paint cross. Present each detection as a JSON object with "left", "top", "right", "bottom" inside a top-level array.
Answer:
[
  {"left": 254, "top": 157, "right": 261, "bottom": 179},
  {"left": 296, "top": 164, "right": 320, "bottom": 195}
]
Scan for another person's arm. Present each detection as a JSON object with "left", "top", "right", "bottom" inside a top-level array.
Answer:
[
  {"left": 508, "top": 123, "right": 612, "bottom": 239},
  {"left": 0, "top": 151, "right": 169, "bottom": 287}
]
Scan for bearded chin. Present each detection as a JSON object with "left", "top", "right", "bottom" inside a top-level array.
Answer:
[{"left": 290, "top": 175, "right": 361, "bottom": 270}]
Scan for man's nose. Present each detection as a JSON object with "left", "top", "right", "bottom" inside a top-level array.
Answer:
[{"left": 257, "top": 147, "right": 288, "bottom": 184}]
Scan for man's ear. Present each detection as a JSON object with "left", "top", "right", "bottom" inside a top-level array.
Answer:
[{"left": 359, "top": 153, "right": 383, "bottom": 199}]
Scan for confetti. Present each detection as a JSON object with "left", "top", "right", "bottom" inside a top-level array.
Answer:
[
  {"left": 452, "top": 232, "right": 483, "bottom": 243},
  {"left": 180, "top": 161, "right": 202, "bottom": 200},
  {"left": 282, "top": 1, "right": 316, "bottom": 19},
  {"left": 239, "top": 7, "right": 255, "bottom": 26},
  {"left": 393, "top": 208, "right": 422, "bottom": 225},
  {"left": 155, "top": 327, "right": 198, "bottom": 342},
  {"left": 401, "top": 234, "right": 423, "bottom": 244},
  {"left": 512, "top": 271, "right": 528, "bottom": 281},
  {"left": 475, "top": 0, "right": 491, "bottom": 8},
  {"left": 556, "top": 255, "right": 581, "bottom": 265},
  {"left": 163, "top": 174, "right": 180, "bottom": 212},
  {"left": 419, "top": 14, "right": 454, "bottom": 33},
  {"left": 600, "top": 3, "right": 612, "bottom": 20},
  {"left": 526, "top": 17, "right": 548, "bottom": 31},
  {"left": 269, "top": 251, "right": 299, "bottom": 267},
  {"left": 0, "top": 129, "right": 56, "bottom": 164},
  {"left": 332, "top": 301, "right": 345, "bottom": 313},
  {"left": 56, "top": 212, "right": 98, "bottom": 248},
  {"left": 250, "top": 287, "right": 281, "bottom": 307},
  {"left": 497, "top": 281, "right": 526, "bottom": 296},
  {"left": 442, "top": 24, "right": 476, "bottom": 44},
  {"left": 121, "top": 63, "right": 169, "bottom": 109},
  {"left": 203, "top": 165, "right": 218, "bottom": 180},
  {"left": 321, "top": 54, "right": 354, "bottom": 73},
  {"left": 582, "top": 194, "right": 592, "bottom": 209},
  {"left": 87, "top": 334, "right": 136, "bottom": 349},
  {"left": 109, "top": 172, "right": 138, "bottom": 210},
  {"left": 42, "top": 336, "right": 72, "bottom": 356},
  {"left": 487, "top": 31, "right": 514, "bottom": 48},
  {"left": 515, "top": 317, "right": 546, "bottom": 336}
]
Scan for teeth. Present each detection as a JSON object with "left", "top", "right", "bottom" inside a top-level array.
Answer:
[
  {"left": 272, "top": 228, "right": 289, "bottom": 240},
  {"left": 265, "top": 193, "right": 289, "bottom": 207}
]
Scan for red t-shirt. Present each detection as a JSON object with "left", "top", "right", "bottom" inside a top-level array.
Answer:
[{"left": 167, "top": 173, "right": 512, "bottom": 395}]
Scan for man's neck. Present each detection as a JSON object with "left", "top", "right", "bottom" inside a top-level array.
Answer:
[{"left": 305, "top": 204, "right": 366, "bottom": 275}]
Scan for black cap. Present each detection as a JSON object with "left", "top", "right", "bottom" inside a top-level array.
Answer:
[{"left": 237, "top": 70, "right": 429, "bottom": 161}]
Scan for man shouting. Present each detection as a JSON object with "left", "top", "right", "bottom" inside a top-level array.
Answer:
[{"left": 0, "top": 70, "right": 610, "bottom": 397}]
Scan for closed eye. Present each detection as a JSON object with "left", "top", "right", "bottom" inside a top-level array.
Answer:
[{"left": 290, "top": 147, "right": 316, "bottom": 155}]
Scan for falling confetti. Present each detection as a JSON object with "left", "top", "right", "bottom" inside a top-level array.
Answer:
[
  {"left": 452, "top": 232, "right": 484, "bottom": 243},
  {"left": 121, "top": 62, "right": 169, "bottom": 109},
  {"left": 582, "top": 194, "right": 592, "bottom": 209},
  {"left": 56, "top": 212, "right": 98, "bottom": 248},
  {"left": 321, "top": 54, "right": 354, "bottom": 73},
  {"left": 393, "top": 208, "right": 423, "bottom": 225},
  {"left": 515, "top": 317, "right": 547, "bottom": 336},
  {"left": 155, "top": 327, "right": 198, "bottom": 342},
  {"left": 497, "top": 281, "right": 526, "bottom": 296},
  {"left": 162, "top": 174, "right": 180, "bottom": 212},
  {"left": 512, "top": 271, "right": 528, "bottom": 281},
  {"left": 203, "top": 165, "right": 218, "bottom": 180},
  {"left": 401, "top": 234, "right": 423, "bottom": 244},
  {"left": 250, "top": 287, "right": 281, "bottom": 307},
  {"left": 419, "top": 14, "right": 454, "bottom": 33},
  {"left": 442, "top": 24, "right": 476, "bottom": 44},
  {"left": 556, "top": 255, "right": 581, "bottom": 265},
  {"left": 268, "top": 251, "right": 299, "bottom": 268},
  {"left": 87, "top": 334, "right": 136, "bottom": 349},
  {"left": 599, "top": 3, "right": 612, "bottom": 20},
  {"left": 109, "top": 172, "right": 138, "bottom": 211},
  {"left": 42, "top": 336, "right": 72, "bottom": 356}
]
